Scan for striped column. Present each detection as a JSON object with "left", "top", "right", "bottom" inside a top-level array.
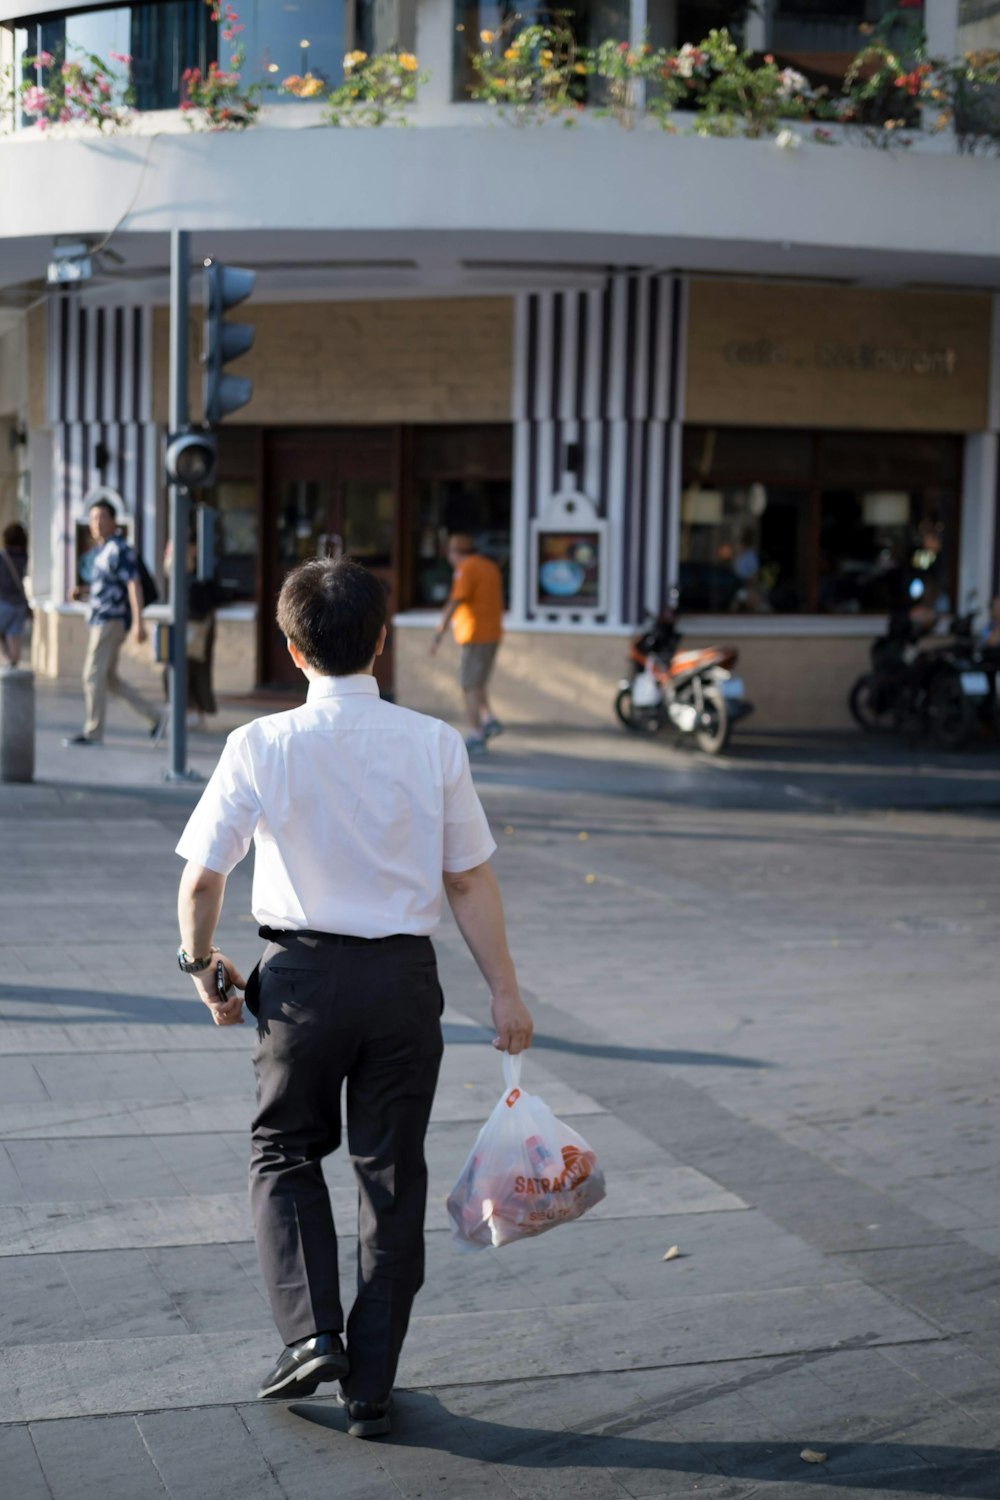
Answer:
[
  {"left": 510, "top": 271, "right": 687, "bottom": 628},
  {"left": 46, "top": 296, "right": 161, "bottom": 600}
]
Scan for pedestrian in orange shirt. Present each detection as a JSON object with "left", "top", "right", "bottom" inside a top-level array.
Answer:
[{"left": 430, "top": 534, "right": 504, "bottom": 753}]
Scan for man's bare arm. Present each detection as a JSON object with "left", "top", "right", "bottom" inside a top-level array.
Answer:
[
  {"left": 430, "top": 599, "right": 459, "bottom": 656},
  {"left": 177, "top": 862, "right": 246, "bottom": 1027},
  {"left": 127, "top": 577, "right": 147, "bottom": 644},
  {"left": 443, "top": 862, "right": 533, "bottom": 1053}
]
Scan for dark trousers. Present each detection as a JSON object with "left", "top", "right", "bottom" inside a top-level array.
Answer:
[{"left": 247, "top": 932, "right": 444, "bottom": 1404}]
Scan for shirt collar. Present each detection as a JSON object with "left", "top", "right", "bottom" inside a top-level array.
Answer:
[{"left": 306, "top": 674, "right": 381, "bottom": 702}]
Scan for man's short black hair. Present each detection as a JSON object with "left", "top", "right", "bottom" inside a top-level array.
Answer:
[
  {"left": 89, "top": 499, "right": 117, "bottom": 520},
  {"left": 277, "top": 557, "right": 387, "bottom": 677}
]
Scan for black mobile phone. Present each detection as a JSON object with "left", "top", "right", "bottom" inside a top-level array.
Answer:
[{"left": 215, "top": 959, "right": 232, "bottom": 1001}]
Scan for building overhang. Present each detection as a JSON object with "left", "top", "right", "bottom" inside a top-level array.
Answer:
[{"left": 1, "top": 126, "right": 998, "bottom": 305}]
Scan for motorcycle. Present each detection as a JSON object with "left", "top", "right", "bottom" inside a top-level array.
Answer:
[
  {"left": 849, "top": 599, "right": 990, "bottom": 751},
  {"left": 614, "top": 602, "right": 753, "bottom": 755}
]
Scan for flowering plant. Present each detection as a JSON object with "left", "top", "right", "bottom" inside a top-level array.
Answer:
[
  {"left": 693, "top": 30, "right": 815, "bottom": 138},
  {"left": 180, "top": 2, "right": 260, "bottom": 130},
  {"left": 181, "top": 53, "right": 262, "bottom": 129},
  {"left": 589, "top": 38, "right": 683, "bottom": 130},
  {"left": 322, "top": 49, "right": 423, "bottom": 125},
  {"left": 471, "top": 20, "right": 585, "bottom": 125},
  {"left": 15, "top": 47, "right": 133, "bottom": 131},
  {"left": 834, "top": 3, "right": 929, "bottom": 147},
  {"left": 280, "top": 72, "right": 326, "bottom": 98}
]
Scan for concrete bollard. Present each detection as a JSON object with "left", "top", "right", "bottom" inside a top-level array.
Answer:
[{"left": 0, "top": 668, "right": 35, "bottom": 783}]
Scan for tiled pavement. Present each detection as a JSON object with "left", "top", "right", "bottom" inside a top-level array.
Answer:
[{"left": 0, "top": 689, "right": 999, "bottom": 1496}]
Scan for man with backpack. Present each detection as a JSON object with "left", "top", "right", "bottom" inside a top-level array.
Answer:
[{"left": 64, "top": 497, "right": 165, "bottom": 746}]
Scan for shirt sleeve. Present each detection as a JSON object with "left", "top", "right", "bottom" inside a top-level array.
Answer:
[
  {"left": 115, "top": 542, "right": 138, "bottom": 584},
  {"left": 441, "top": 727, "right": 497, "bottom": 873},
  {"left": 175, "top": 731, "right": 260, "bottom": 875}
]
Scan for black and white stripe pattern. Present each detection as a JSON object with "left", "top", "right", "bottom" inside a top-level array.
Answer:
[
  {"left": 47, "top": 296, "right": 161, "bottom": 595},
  {"left": 511, "top": 273, "right": 687, "bottom": 626}
]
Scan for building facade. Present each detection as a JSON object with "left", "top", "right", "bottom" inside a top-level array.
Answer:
[{"left": 1, "top": 0, "right": 999, "bottom": 727}]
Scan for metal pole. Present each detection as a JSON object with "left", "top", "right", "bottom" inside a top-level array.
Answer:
[{"left": 167, "top": 227, "right": 190, "bottom": 781}]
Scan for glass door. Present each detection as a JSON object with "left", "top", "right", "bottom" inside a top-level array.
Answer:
[{"left": 263, "top": 431, "right": 397, "bottom": 692}]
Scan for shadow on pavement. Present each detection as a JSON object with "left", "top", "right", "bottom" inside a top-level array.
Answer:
[
  {"left": 291, "top": 1395, "right": 996, "bottom": 1495},
  {"left": 0, "top": 982, "right": 202, "bottom": 1024},
  {"left": 507, "top": 1030, "right": 769, "bottom": 1070},
  {"left": 0, "top": 991, "right": 770, "bottom": 1071}
]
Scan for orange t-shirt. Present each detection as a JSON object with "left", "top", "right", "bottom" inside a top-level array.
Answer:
[{"left": 449, "top": 554, "right": 504, "bottom": 646}]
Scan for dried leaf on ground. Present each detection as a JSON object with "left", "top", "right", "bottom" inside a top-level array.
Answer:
[
  {"left": 662, "top": 1245, "right": 680, "bottom": 1261},
  {"left": 800, "top": 1448, "right": 828, "bottom": 1464}
]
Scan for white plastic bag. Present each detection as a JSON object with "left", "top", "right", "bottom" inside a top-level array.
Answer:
[{"left": 447, "top": 1054, "right": 606, "bottom": 1250}]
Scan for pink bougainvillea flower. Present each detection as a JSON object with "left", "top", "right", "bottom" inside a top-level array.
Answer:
[
  {"left": 22, "top": 84, "right": 49, "bottom": 115},
  {"left": 179, "top": 99, "right": 195, "bottom": 110},
  {"left": 222, "top": 27, "right": 233, "bottom": 39},
  {"left": 35, "top": 50, "right": 54, "bottom": 66},
  {"left": 109, "top": 51, "right": 132, "bottom": 64}
]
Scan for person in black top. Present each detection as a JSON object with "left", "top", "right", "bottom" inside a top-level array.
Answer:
[{"left": 0, "top": 523, "right": 31, "bottom": 669}]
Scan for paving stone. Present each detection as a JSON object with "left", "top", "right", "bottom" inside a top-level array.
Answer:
[
  {"left": 0, "top": 1194, "right": 252, "bottom": 1256},
  {"left": 144, "top": 1245, "right": 272, "bottom": 1333},
  {"left": 0, "top": 1255, "right": 92, "bottom": 1345},
  {"left": 0, "top": 1422, "right": 52, "bottom": 1499},
  {"left": 58, "top": 1249, "right": 189, "bottom": 1340},
  {"left": 4, "top": 1140, "right": 108, "bottom": 1204},
  {"left": 29, "top": 1414, "right": 168, "bottom": 1500},
  {"left": 136, "top": 1406, "right": 286, "bottom": 1500},
  {"left": 238, "top": 1399, "right": 443, "bottom": 1500}
]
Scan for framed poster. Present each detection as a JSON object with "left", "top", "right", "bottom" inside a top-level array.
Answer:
[
  {"left": 536, "top": 530, "right": 603, "bottom": 609},
  {"left": 530, "top": 484, "right": 609, "bottom": 616}
]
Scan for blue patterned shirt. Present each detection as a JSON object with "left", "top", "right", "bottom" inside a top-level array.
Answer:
[{"left": 88, "top": 535, "right": 138, "bottom": 627}]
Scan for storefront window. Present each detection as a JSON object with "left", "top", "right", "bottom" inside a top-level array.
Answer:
[
  {"left": 412, "top": 425, "right": 512, "bottom": 606},
  {"left": 680, "top": 427, "right": 961, "bottom": 615}
]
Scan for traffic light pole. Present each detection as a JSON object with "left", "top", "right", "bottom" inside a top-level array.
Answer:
[{"left": 166, "top": 228, "right": 191, "bottom": 783}]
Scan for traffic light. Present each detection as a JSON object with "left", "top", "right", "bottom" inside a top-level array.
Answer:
[
  {"left": 202, "top": 258, "right": 255, "bottom": 425},
  {"left": 165, "top": 430, "right": 217, "bottom": 490}
]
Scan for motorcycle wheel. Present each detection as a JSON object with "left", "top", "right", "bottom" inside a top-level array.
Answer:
[
  {"left": 614, "top": 685, "right": 664, "bottom": 734},
  {"left": 926, "top": 672, "right": 975, "bottom": 751},
  {"left": 849, "top": 673, "right": 899, "bottom": 734},
  {"left": 695, "top": 684, "right": 730, "bottom": 755}
]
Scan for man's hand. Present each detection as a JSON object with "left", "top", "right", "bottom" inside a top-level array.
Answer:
[
  {"left": 132, "top": 622, "right": 148, "bottom": 646},
  {"left": 490, "top": 991, "right": 533, "bottom": 1055},
  {"left": 190, "top": 953, "right": 247, "bottom": 1027}
]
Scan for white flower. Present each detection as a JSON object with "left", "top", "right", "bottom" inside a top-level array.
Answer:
[
  {"left": 675, "top": 42, "right": 702, "bottom": 79},
  {"left": 775, "top": 127, "right": 801, "bottom": 150},
  {"left": 777, "top": 67, "right": 810, "bottom": 99}
]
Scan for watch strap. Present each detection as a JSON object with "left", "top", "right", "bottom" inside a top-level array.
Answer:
[{"left": 177, "top": 946, "right": 217, "bottom": 974}]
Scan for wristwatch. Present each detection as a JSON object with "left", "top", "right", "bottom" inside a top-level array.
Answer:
[{"left": 177, "top": 945, "right": 217, "bottom": 974}]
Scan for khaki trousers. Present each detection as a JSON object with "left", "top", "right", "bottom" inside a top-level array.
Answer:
[{"left": 82, "top": 620, "right": 159, "bottom": 742}]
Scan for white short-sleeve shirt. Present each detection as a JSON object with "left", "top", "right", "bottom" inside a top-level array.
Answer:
[{"left": 175, "top": 675, "right": 497, "bottom": 938}]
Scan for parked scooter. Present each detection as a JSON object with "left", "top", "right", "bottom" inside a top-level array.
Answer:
[
  {"left": 615, "top": 596, "right": 753, "bottom": 755},
  {"left": 849, "top": 586, "right": 990, "bottom": 750}
]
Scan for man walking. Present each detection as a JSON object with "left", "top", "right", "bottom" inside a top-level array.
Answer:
[
  {"left": 175, "top": 557, "right": 532, "bottom": 1438},
  {"left": 430, "top": 533, "right": 504, "bottom": 753},
  {"left": 65, "top": 498, "right": 163, "bottom": 746}
]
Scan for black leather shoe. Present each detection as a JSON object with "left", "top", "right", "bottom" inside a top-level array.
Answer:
[
  {"left": 337, "top": 1391, "right": 392, "bottom": 1438},
  {"left": 258, "top": 1332, "right": 349, "bottom": 1400}
]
